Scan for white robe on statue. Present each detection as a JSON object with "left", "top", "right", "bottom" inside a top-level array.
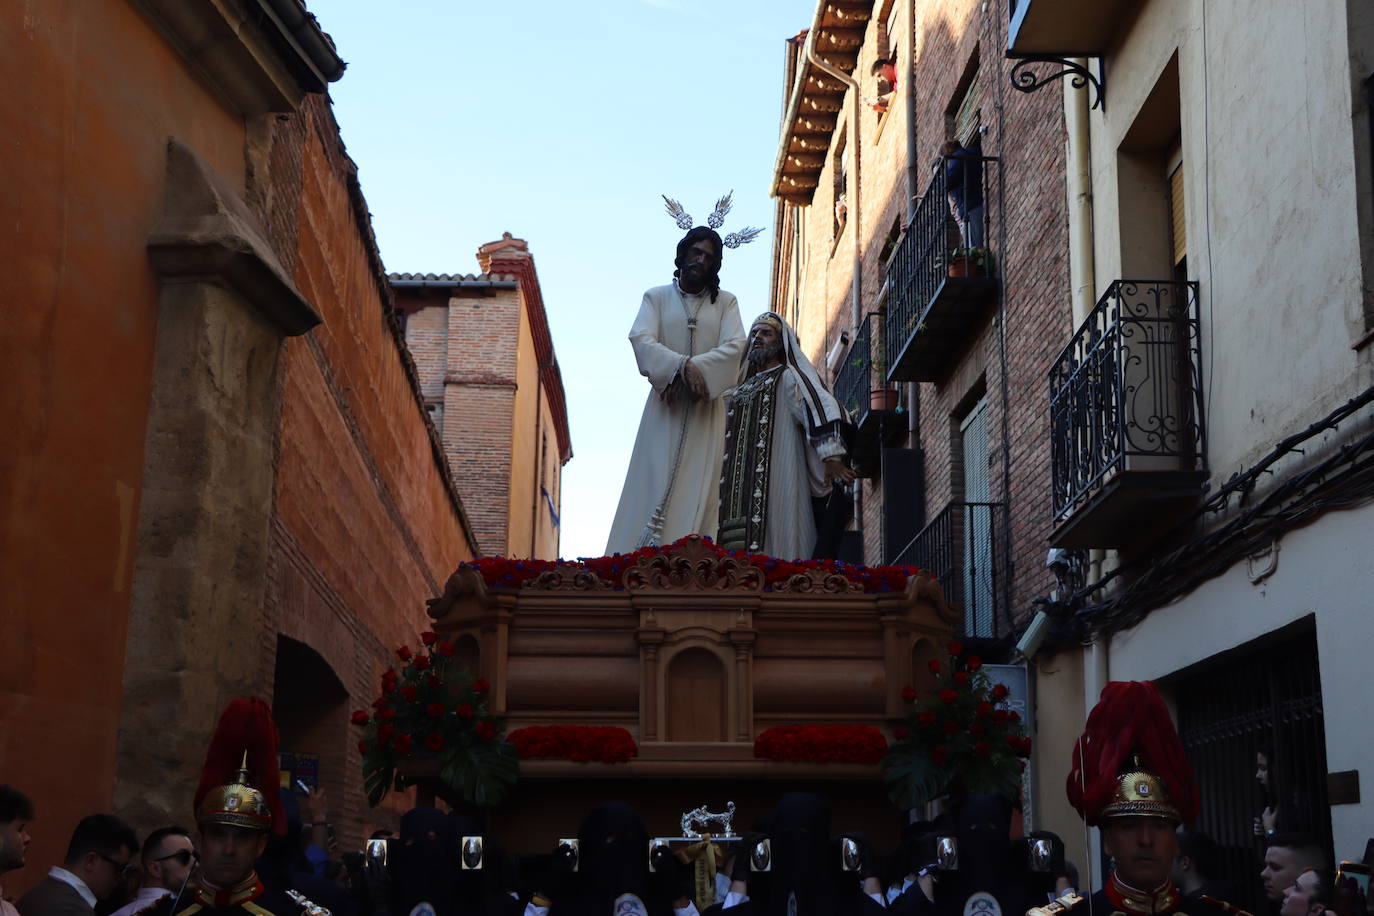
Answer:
[{"left": 605, "top": 282, "right": 746, "bottom": 554}]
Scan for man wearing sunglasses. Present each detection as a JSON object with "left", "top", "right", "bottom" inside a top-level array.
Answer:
[
  {"left": 17, "top": 814, "right": 138, "bottom": 916},
  {"left": 109, "top": 828, "right": 195, "bottom": 916}
]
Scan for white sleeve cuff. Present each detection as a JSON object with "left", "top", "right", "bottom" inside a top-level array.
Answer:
[
  {"left": 674, "top": 903, "right": 700, "bottom": 916},
  {"left": 522, "top": 904, "right": 549, "bottom": 916},
  {"left": 723, "top": 891, "right": 750, "bottom": 909}
]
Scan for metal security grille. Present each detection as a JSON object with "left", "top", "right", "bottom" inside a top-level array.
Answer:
[{"left": 1174, "top": 628, "right": 1331, "bottom": 914}]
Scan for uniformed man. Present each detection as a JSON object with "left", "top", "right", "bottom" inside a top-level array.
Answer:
[
  {"left": 169, "top": 699, "right": 326, "bottom": 916},
  {"left": 1030, "top": 682, "right": 1249, "bottom": 916}
]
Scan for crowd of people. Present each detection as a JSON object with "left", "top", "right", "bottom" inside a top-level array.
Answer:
[{"left": 3, "top": 774, "right": 1373, "bottom": 916}]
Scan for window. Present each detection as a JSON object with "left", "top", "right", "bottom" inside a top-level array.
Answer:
[{"left": 947, "top": 51, "right": 982, "bottom": 146}]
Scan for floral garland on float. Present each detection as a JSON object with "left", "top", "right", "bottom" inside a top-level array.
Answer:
[
  {"left": 352, "top": 631, "right": 517, "bottom": 807},
  {"left": 506, "top": 725, "right": 638, "bottom": 763},
  {"left": 753, "top": 724, "right": 889, "bottom": 764},
  {"left": 882, "top": 640, "right": 1031, "bottom": 808},
  {"left": 462, "top": 535, "right": 922, "bottom": 593}
]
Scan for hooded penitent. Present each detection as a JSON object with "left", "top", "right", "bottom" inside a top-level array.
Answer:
[
  {"left": 394, "top": 807, "right": 459, "bottom": 916},
  {"left": 766, "top": 793, "right": 839, "bottom": 916},
  {"left": 563, "top": 802, "right": 669, "bottom": 916}
]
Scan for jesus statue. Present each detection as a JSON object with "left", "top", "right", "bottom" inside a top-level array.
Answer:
[{"left": 604, "top": 225, "right": 746, "bottom": 553}]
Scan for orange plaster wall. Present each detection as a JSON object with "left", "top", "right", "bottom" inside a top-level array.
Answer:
[
  {"left": 275, "top": 118, "right": 474, "bottom": 651},
  {"left": 506, "top": 304, "right": 542, "bottom": 558},
  {"left": 0, "top": 0, "right": 244, "bottom": 892}
]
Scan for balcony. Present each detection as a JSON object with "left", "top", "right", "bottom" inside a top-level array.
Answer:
[
  {"left": 833, "top": 312, "right": 905, "bottom": 478},
  {"left": 1049, "top": 280, "right": 1208, "bottom": 548},
  {"left": 886, "top": 153, "right": 999, "bottom": 384},
  {"left": 892, "top": 501, "right": 1008, "bottom": 638},
  {"left": 1007, "top": 0, "right": 1129, "bottom": 55}
]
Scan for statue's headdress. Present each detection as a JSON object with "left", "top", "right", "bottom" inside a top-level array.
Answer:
[
  {"left": 194, "top": 698, "right": 286, "bottom": 834},
  {"left": 1067, "top": 681, "right": 1199, "bottom": 826},
  {"left": 661, "top": 191, "right": 764, "bottom": 248}
]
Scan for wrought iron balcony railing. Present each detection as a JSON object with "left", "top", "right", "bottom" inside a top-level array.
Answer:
[
  {"left": 1049, "top": 280, "right": 1207, "bottom": 541},
  {"left": 885, "top": 152, "right": 1000, "bottom": 383},
  {"left": 891, "top": 501, "right": 1007, "bottom": 638},
  {"left": 833, "top": 313, "right": 876, "bottom": 424},
  {"left": 832, "top": 312, "right": 903, "bottom": 478}
]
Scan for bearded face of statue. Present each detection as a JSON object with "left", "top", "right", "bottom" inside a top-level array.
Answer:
[{"left": 748, "top": 323, "right": 784, "bottom": 369}]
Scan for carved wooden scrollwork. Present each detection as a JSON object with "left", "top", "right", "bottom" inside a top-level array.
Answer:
[
  {"left": 623, "top": 536, "right": 764, "bottom": 592},
  {"left": 521, "top": 566, "right": 613, "bottom": 591},
  {"left": 770, "top": 569, "right": 864, "bottom": 594}
]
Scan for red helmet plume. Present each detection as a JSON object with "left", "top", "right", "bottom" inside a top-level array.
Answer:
[
  {"left": 1066, "top": 680, "right": 1199, "bottom": 826},
  {"left": 194, "top": 698, "right": 286, "bottom": 835}
]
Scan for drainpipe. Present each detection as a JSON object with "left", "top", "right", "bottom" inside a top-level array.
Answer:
[
  {"left": 805, "top": 40, "right": 863, "bottom": 331},
  {"left": 805, "top": 34, "right": 869, "bottom": 556},
  {"left": 1066, "top": 59, "right": 1107, "bottom": 894},
  {"left": 904, "top": 0, "right": 919, "bottom": 441}
]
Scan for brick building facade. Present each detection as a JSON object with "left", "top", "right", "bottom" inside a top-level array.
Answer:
[
  {"left": 1, "top": 0, "right": 484, "bottom": 889},
  {"left": 391, "top": 237, "right": 572, "bottom": 560},
  {"left": 769, "top": 0, "right": 1071, "bottom": 643}
]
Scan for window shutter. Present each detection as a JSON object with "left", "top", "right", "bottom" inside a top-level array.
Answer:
[
  {"left": 954, "top": 69, "right": 981, "bottom": 145},
  {"left": 1169, "top": 162, "right": 1187, "bottom": 265}
]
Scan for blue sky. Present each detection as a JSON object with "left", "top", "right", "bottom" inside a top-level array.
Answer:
[{"left": 314, "top": 0, "right": 811, "bottom": 558}]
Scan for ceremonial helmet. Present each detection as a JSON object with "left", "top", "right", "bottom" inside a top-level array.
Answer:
[
  {"left": 195, "top": 698, "right": 286, "bottom": 835},
  {"left": 1067, "top": 681, "right": 1198, "bottom": 826}
]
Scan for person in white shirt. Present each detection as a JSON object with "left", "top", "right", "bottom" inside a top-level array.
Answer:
[
  {"left": 108, "top": 827, "right": 195, "bottom": 916},
  {"left": 17, "top": 814, "right": 138, "bottom": 916}
]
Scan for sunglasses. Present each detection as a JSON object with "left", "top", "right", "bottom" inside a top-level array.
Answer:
[
  {"left": 154, "top": 850, "right": 197, "bottom": 868},
  {"left": 97, "top": 853, "right": 138, "bottom": 878}
]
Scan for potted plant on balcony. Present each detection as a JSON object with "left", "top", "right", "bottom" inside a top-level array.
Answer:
[
  {"left": 869, "top": 319, "right": 899, "bottom": 411},
  {"left": 947, "top": 246, "right": 993, "bottom": 278}
]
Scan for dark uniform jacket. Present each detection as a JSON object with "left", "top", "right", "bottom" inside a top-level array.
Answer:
[
  {"left": 166, "top": 874, "right": 321, "bottom": 916},
  {"left": 1028, "top": 878, "right": 1249, "bottom": 916}
]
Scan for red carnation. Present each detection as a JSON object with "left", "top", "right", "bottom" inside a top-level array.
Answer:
[
  {"left": 350, "top": 710, "right": 370, "bottom": 726},
  {"left": 942, "top": 720, "right": 960, "bottom": 736},
  {"left": 382, "top": 668, "right": 399, "bottom": 685},
  {"left": 436, "top": 641, "right": 455, "bottom": 657},
  {"left": 947, "top": 641, "right": 964, "bottom": 656},
  {"left": 424, "top": 732, "right": 444, "bottom": 752},
  {"left": 475, "top": 720, "right": 496, "bottom": 740},
  {"left": 371, "top": 696, "right": 389, "bottom": 709},
  {"left": 894, "top": 726, "right": 909, "bottom": 740},
  {"left": 927, "top": 659, "right": 942, "bottom": 674},
  {"left": 967, "top": 655, "right": 983, "bottom": 670},
  {"left": 940, "top": 689, "right": 958, "bottom": 706},
  {"left": 971, "top": 722, "right": 986, "bottom": 738},
  {"left": 932, "top": 746, "right": 948, "bottom": 764},
  {"left": 1020, "top": 737, "right": 1033, "bottom": 756},
  {"left": 413, "top": 655, "right": 431, "bottom": 671},
  {"left": 397, "top": 645, "right": 412, "bottom": 661},
  {"left": 954, "top": 671, "right": 969, "bottom": 686},
  {"left": 357, "top": 739, "right": 368, "bottom": 754},
  {"left": 399, "top": 686, "right": 418, "bottom": 702},
  {"left": 976, "top": 700, "right": 993, "bottom": 718},
  {"left": 426, "top": 702, "right": 445, "bottom": 719},
  {"left": 393, "top": 733, "right": 413, "bottom": 754},
  {"left": 918, "top": 711, "right": 937, "bottom": 728},
  {"left": 1005, "top": 735, "right": 1022, "bottom": 750},
  {"left": 973, "top": 741, "right": 990, "bottom": 758},
  {"left": 426, "top": 674, "right": 441, "bottom": 689},
  {"left": 473, "top": 679, "right": 491, "bottom": 694},
  {"left": 991, "top": 684, "right": 1010, "bottom": 700},
  {"left": 901, "top": 685, "right": 918, "bottom": 702},
  {"left": 378, "top": 706, "right": 397, "bottom": 721},
  {"left": 421, "top": 631, "right": 438, "bottom": 646},
  {"left": 378, "top": 722, "right": 394, "bottom": 742},
  {"left": 1009, "top": 710, "right": 1021, "bottom": 722},
  {"left": 456, "top": 703, "right": 474, "bottom": 719}
]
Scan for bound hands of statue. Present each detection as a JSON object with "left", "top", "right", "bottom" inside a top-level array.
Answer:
[
  {"left": 824, "top": 458, "right": 857, "bottom": 484},
  {"left": 683, "top": 360, "right": 709, "bottom": 401}
]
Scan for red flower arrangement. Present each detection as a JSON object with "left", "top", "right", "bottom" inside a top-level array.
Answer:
[
  {"left": 506, "top": 725, "right": 638, "bottom": 763},
  {"left": 753, "top": 725, "right": 889, "bottom": 765},
  {"left": 352, "top": 630, "right": 516, "bottom": 808},
  {"left": 461, "top": 536, "right": 922, "bottom": 594},
  {"left": 884, "top": 641, "right": 1029, "bottom": 808}
]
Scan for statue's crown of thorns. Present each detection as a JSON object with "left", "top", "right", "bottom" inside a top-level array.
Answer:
[{"left": 662, "top": 191, "right": 764, "bottom": 249}]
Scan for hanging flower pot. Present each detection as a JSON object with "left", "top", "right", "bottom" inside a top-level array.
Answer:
[{"left": 870, "top": 388, "right": 900, "bottom": 411}]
